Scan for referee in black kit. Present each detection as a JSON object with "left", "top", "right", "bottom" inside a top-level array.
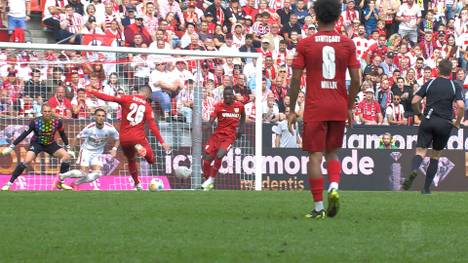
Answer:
[{"left": 402, "top": 59, "right": 464, "bottom": 194}]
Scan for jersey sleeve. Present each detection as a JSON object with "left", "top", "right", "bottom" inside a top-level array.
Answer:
[
  {"left": 292, "top": 41, "right": 306, "bottom": 69},
  {"left": 210, "top": 103, "right": 220, "bottom": 118},
  {"left": 416, "top": 81, "right": 428, "bottom": 98},
  {"left": 57, "top": 119, "right": 65, "bottom": 131},
  {"left": 145, "top": 103, "right": 165, "bottom": 144},
  {"left": 347, "top": 39, "right": 361, "bottom": 69},
  {"left": 77, "top": 126, "right": 90, "bottom": 139},
  {"left": 454, "top": 82, "right": 463, "bottom": 101},
  {"left": 13, "top": 120, "right": 35, "bottom": 146},
  {"left": 110, "top": 126, "right": 120, "bottom": 140},
  {"left": 87, "top": 90, "right": 125, "bottom": 104}
]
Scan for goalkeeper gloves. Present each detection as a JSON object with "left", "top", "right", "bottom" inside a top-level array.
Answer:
[
  {"left": 65, "top": 145, "right": 76, "bottom": 159},
  {"left": 1, "top": 144, "right": 15, "bottom": 156}
]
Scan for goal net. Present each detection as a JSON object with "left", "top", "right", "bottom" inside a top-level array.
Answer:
[{"left": 0, "top": 42, "right": 263, "bottom": 191}]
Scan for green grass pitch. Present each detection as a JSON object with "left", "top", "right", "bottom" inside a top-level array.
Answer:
[{"left": 1, "top": 191, "right": 467, "bottom": 262}]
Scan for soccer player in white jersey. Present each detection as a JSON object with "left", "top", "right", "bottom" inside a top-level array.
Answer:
[{"left": 59, "top": 109, "right": 119, "bottom": 189}]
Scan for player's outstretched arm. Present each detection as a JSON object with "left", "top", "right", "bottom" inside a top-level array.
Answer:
[{"left": 86, "top": 89, "right": 124, "bottom": 104}]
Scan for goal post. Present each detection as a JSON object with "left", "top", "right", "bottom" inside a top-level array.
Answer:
[{"left": 0, "top": 42, "right": 263, "bottom": 191}]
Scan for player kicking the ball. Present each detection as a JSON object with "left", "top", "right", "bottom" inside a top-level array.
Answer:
[
  {"left": 288, "top": 0, "right": 361, "bottom": 219},
  {"left": 201, "top": 87, "right": 245, "bottom": 191},
  {"left": 59, "top": 109, "right": 119, "bottom": 190},
  {"left": 86, "top": 85, "right": 170, "bottom": 191},
  {"left": 1, "top": 104, "right": 75, "bottom": 191}
]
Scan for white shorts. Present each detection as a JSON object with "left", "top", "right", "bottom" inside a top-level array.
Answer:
[{"left": 76, "top": 148, "right": 104, "bottom": 167}]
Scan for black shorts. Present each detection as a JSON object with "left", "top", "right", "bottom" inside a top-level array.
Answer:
[
  {"left": 28, "top": 142, "right": 63, "bottom": 155},
  {"left": 416, "top": 116, "right": 453, "bottom": 151}
]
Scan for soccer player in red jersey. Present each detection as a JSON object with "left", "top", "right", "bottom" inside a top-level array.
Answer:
[
  {"left": 86, "top": 86, "right": 171, "bottom": 191},
  {"left": 201, "top": 87, "right": 245, "bottom": 191},
  {"left": 288, "top": 0, "right": 362, "bottom": 219}
]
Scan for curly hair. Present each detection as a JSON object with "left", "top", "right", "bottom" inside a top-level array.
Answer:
[{"left": 313, "top": 0, "right": 342, "bottom": 24}]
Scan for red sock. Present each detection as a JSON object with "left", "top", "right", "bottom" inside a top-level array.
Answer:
[
  {"left": 210, "top": 158, "right": 222, "bottom": 178},
  {"left": 202, "top": 159, "right": 212, "bottom": 179},
  {"left": 308, "top": 177, "right": 324, "bottom": 202},
  {"left": 128, "top": 160, "right": 139, "bottom": 184},
  {"left": 327, "top": 160, "right": 341, "bottom": 184}
]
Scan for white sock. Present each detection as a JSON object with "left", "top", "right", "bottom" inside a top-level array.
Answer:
[
  {"left": 314, "top": 201, "right": 324, "bottom": 211},
  {"left": 6, "top": 182, "right": 12, "bottom": 186},
  {"left": 328, "top": 182, "right": 339, "bottom": 192},
  {"left": 60, "top": 169, "right": 83, "bottom": 180}
]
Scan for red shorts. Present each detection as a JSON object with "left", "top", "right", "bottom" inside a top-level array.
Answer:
[
  {"left": 204, "top": 133, "right": 235, "bottom": 157},
  {"left": 302, "top": 121, "right": 345, "bottom": 152},
  {"left": 120, "top": 139, "right": 155, "bottom": 164}
]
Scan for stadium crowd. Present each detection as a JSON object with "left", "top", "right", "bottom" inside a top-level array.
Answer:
[{"left": 0, "top": 0, "right": 467, "bottom": 130}]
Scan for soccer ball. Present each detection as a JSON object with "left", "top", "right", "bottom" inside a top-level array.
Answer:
[
  {"left": 148, "top": 178, "right": 165, "bottom": 191},
  {"left": 174, "top": 166, "right": 192, "bottom": 178}
]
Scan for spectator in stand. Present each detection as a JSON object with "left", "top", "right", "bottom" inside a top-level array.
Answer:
[
  {"left": 363, "top": 0, "right": 380, "bottom": 36},
  {"left": 342, "top": 0, "right": 360, "bottom": 34},
  {"left": 391, "top": 76, "right": 412, "bottom": 110},
  {"left": 251, "top": 12, "right": 271, "bottom": 40},
  {"left": 380, "top": 51, "right": 397, "bottom": 76},
  {"left": 281, "top": 13, "right": 301, "bottom": 43},
  {"left": 0, "top": 89, "right": 14, "bottom": 116},
  {"left": 24, "top": 69, "right": 48, "bottom": 98},
  {"left": 232, "top": 23, "right": 246, "bottom": 49},
  {"left": 219, "top": 33, "right": 238, "bottom": 53},
  {"left": 376, "top": 0, "right": 400, "bottom": 37},
  {"left": 263, "top": 93, "right": 279, "bottom": 123},
  {"left": 121, "top": 5, "right": 136, "bottom": 27},
  {"left": 68, "top": 0, "right": 83, "bottom": 16},
  {"left": 6, "top": 0, "right": 31, "bottom": 34},
  {"left": 263, "top": 23, "right": 283, "bottom": 52},
  {"left": 142, "top": 2, "right": 158, "bottom": 36},
  {"left": 177, "top": 78, "right": 194, "bottom": 123},
  {"left": 293, "top": 0, "right": 308, "bottom": 25},
  {"left": 149, "top": 62, "right": 179, "bottom": 120},
  {"left": 180, "top": 23, "right": 198, "bottom": 49},
  {"left": 386, "top": 94, "right": 407, "bottom": 125},
  {"left": 276, "top": 0, "right": 292, "bottom": 26},
  {"left": 48, "top": 85, "right": 72, "bottom": 118},
  {"left": 271, "top": 77, "right": 287, "bottom": 112},
  {"left": 71, "top": 88, "right": 89, "bottom": 119},
  {"left": 2, "top": 70, "right": 23, "bottom": 102},
  {"left": 59, "top": 5, "right": 84, "bottom": 44},
  {"left": 159, "top": 0, "right": 185, "bottom": 30},
  {"left": 233, "top": 74, "right": 251, "bottom": 104},
  {"left": 396, "top": 0, "right": 421, "bottom": 44},
  {"left": 376, "top": 77, "right": 393, "bottom": 113},
  {"left": 239, "top": 34, "right": 259, "bottom": 63},
  {"left": 124, "top": 14, "right": 151, "bottom": 46},
  {"left": 357, "top": 88, "right": 383, "bottom": 125},
  {"left": 198, "top": 21, "right": 213, "bottom": 41},
  {"left": 206, "top": 0, "right": 235, "bottom": 32}
]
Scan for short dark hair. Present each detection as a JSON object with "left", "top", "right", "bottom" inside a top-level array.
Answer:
[
  {"left": 313, "top": 0, "right": 341, "bottom": 24},
  {"left": 94, "top": 108, "right": 106, "bottom": 115},
  {"left": 438, "top": 59, "right": 452, "bottom": 76},
  {"left": 139, "top": 85, "right": 152, "bottom": 95}
]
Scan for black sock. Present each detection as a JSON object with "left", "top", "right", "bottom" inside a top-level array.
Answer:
[
  {"left": 423, "top": 158, "right": 439, "bottom": 192},
  {"left": 411, "top": 155, "right": 423, "bottom": 172},
  {"left": 60, "top": 161, "right": 70, "bottom": 174},
  {"left": 9, "top": 163, "right": 27, "bottom": 183}
]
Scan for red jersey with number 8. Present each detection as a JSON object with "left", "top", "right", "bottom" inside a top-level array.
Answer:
[{"left": 292, "top": 31, "right": 360, "bottom": 122}]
